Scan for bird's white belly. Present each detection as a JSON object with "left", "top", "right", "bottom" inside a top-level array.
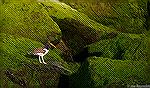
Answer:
[{"left": 36, "top": 53, "right": 44, "bottom": 56}]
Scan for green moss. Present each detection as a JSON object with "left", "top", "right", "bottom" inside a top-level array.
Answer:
[
  {"left": 87, "top": 33, "right": 148, "bottom": 61},
  {"left": 60, "top": 0, "right": 147, "bottom": 34},
  {"left": 0, "top": 33, "right": 79, "bottom": 87},
  {"left": 88, "top": 57, "right": 149, "bottom": 87},
  {"left": 86, "top": 33, "right": 150, "bottom": 87},
  {"left": 0, "top": 33, "right": 43, "bottom": 87},
  {"left": 1, "top": 0, "right": 149, "bottom": 87},
  {"left": 37, "top": 1, "right": 121, "bottom": 54},
  {"left": 41, "top": 1, "right": 114, "bottom": 32},
  {"left": 1, "top": 0, "right": 117, "bottom": 54},
  {"left": 0, "top": 3, "right": 61, "bottom": 43},
  {"left": 1, "top": 33, "right": 79, "bottom": 72},
  {"left": 0, "top": 0, "right": 37, "bottom": 3},
  {"left": 1, "top": 33, "right": 42, "bottom": 68}
]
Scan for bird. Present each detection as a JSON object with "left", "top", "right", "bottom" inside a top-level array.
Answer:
[{"left": 29, "top": 42, "right": 56, "bottom": 64}]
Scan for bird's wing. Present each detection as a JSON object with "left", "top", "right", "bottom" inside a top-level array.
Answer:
[{"left": 33, "top": 48, "right": 46, "bottom": 55}]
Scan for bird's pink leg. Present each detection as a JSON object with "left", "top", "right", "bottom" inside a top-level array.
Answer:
[
  {"left": 41, "top": 56, "right": 47, "bottom": 64},
  {"left": 39, "top": 56, "right": 42, "bottom": 63}
]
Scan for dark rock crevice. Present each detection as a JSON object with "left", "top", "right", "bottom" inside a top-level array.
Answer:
[
  {"left": 146, "top": 1, "right": 150, "bottom": 31},
  {"left": 58, "top": 47, "right": 102, "bottom": 88},
  {"left": 48, "top": 16, "right": 104, "bottom": 88},
  {"left": 73, "top": 47, "right": 102, "bottom": 63},
  {"left": 58, "top": 60, "right": 95, "bottom": 88},
  {"left": 51, "top": 17, "right": 101, "bottom": 54},
  {"left": 112, "top": 46, "right": 125, "bottom": 60}
]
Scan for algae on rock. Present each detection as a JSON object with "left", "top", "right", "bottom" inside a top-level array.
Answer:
[
  {"left": 1, "top": 0, "right": 150, "bottom": 87},
  {"left": 39, "top": 1, "right": 117, "bottom": 54},
  {"left": 0, "top": 3, "right": 61, "bottom": 43},
  {"left": 0, "top": 33, "right": 79, "bottom": 87},
  {"left": 88, "top": 57, "right": 149, "bottom": 87},
  {"left": 60, "top": 0, "right": 148, "bottom": 34},
  {"left": 87, "top": 33, "right": 148, "bottom": 61}
]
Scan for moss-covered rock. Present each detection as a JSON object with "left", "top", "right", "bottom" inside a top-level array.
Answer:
[
  {"left": 87, "top": 33, "right": 148, "bottom": 61},
  {"left": 0, "top": 2, "right": 61, "bottom": 43},
  {"left": 0, "top": 0, "right": 117, "bottom": 54},
  {"left": 1, "top": 0, "right": 149, "bottom": 87},
  {"left": 88, "top": 57, "right": 149, "bottom": 87},
  {"left": 0, "top": 33, "right": 79, "bottom": 87},
  {"left": 40, "top": 1, "right": 113, "bottom": 31},
  {"left": 53, "top": 18, "right": 103, "bottom": 53},
  {"left": 85, "top": 32, "right": 150, "bottom": 87},
  {"left": 60, "top": 0, "right": 148, "bottom": 34},
  {"left": 39, "top": 1, "right": 116, "bottom": 53},
  {"left": 1, "top": 33, "right": 43, "bottom": 68}
]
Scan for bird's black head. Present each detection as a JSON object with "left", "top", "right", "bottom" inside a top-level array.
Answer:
[{"left": 44, "top": 43, "right": 50, "bottom": 50}]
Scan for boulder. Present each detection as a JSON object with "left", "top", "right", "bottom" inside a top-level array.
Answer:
[
  {"left": 0, "top": 33, "right": 79, "bottom": 87},
  {"left": 0, "top": 2, "right": 61, "bottom": 43}
]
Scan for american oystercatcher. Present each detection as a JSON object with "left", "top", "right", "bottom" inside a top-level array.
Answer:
[{"left": 29, "top": 42, "right": 56, "bottom": 64}]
